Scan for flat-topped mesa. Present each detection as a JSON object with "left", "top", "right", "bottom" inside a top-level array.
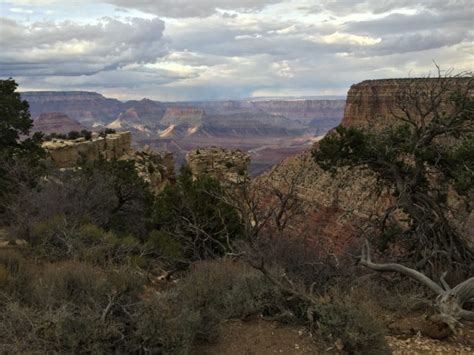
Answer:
[
  {"left": 342, "top": 78, "right": 473, "bottom": 130},
  {"left": 186, "top": 147, "right": 250, "bottom": 185},
  {"left": 42, "top": 131, "right": 133, "bottom": 168}
]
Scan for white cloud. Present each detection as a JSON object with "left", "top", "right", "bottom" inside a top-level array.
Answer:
[
  {"left": 0, "top": 17, "right": 168, "bottom": 77},
  {"left": 9, "top": 7, "right": 34, "bottom": 14},
  {"left": 2, "top": 0, "right": 472, "bottom": 100}
]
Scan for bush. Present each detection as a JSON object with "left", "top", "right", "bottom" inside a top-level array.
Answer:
[
  {"left": 99, "top": 128, "right": 116, "bottom": 137},
  {"left": 81, "top": 129, "right": 92, "bottom": 140},
  {"left": 29, "top": 217, "right": 145, "bottom": 265},
  {"left": 7, "top": 159, "right": 153, "bottom": 241},
  {"left": 146, "top": 229, "right": 184, "bottom": 260},
  {"left": 67, "top": 130, "right": 81, "bottom": 140},
  {"left": 176, "top": 261, "right": 276, "bottom": 341},
  {"left": 257, "top": 235, "right": 349, "bottom": 292},
  {"left": 136, "top": 293, "right": 201, "bottom": 354},
  {"left": 0, "top": 259, "right": 146, "bottom": 354},
  {"left": 153, "top": 166, "right": 244, "bottom": 260},
  {"left": 135, "top": 260, "right": 278, "bottom": 352},
  {"left": 316, "top": 301, "right": 389, "bottom": 355}
]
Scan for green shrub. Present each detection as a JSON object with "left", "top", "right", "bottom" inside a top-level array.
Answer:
[
  {"left": 146, "top": 230, "right": 184, "bottom": 259},
  {"left": 81, "top": 129, "right": 92, "bottom": 140},
  {"left": 30, "top": 218, "right": 144, "bottom": 265},
  {"left": 153, "top": 166, "right": 244, "bottom": 260},
  {"left": 135, "top": 260, "right": 277, "bottom": 352},
  {"left": 67, "top": 130, "right": 81, "bottom": 140}
]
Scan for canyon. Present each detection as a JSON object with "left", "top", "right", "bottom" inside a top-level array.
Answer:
[{"left": 22, "top": 91, "right": 345, "bottom": 175}]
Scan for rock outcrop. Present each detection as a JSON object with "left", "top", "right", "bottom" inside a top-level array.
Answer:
[
  {"left": 120, "top": 146, "right": 175, "bottom": 194},
  {"left": 252, "top": 99, "right": 346, "bottom": 128},
  {"left": 42, "top": 132, "right": 133, "bottom": 168},
  {"left": 32, "top": 112, "right": 85, "bottom": 134},
  {"left": 42, "top": 132, "right": 175, "bottom": 193},
  {"left": 186, "top": 147, "right": 250, "bottom": 185}
]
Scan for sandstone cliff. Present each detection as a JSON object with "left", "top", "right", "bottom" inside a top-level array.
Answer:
[
  {"left": 186, "top": 147, "right": 250, "bottom": 185},
  {"left": 342, "top": 78, "right": 473, "bottom": 129}
]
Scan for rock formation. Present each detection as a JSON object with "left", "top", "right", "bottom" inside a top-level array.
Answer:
[
  {"left": 186, "top": 147, "right": 250, "bottom": 185},
  {"left": 42, "top": 132, "right": 175, "bottom": 193},
  {"left": 42, "top": 132, "right": 133, "bottom": 168},
  {"left": 342, "top": 78, "right": 473, "bottom": 129},
  {"left": 32, "top": 112, "right": 85, "bottom": 134},
  {"left": 120, "top": 146, "right": 175, "bottom": 194}
]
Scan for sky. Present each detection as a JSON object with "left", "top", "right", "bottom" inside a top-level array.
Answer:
[{"left": 0, "top": 0, "right": 473, "bottom": 101}]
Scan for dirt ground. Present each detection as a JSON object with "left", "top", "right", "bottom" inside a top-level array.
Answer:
[
  {"left": 192, "top": 318, "right": 325, "bottom": 355},
  {"left": 192, "top": 318, "right": 474, "bottom": 355}
]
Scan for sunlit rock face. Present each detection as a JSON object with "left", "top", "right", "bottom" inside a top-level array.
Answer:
[{"left": 186, "top": 147, "right": 251, "bottom": 185}]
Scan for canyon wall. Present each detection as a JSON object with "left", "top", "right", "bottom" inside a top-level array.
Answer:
[
  {"left": 22, "top": 91, "right": 124, "bottom": 125},
  {"left": 341, "top": 78, "right": 473, "bottom": 129},
  {"left": 32, "top": 112, "right": 85, "bottom": 134}
]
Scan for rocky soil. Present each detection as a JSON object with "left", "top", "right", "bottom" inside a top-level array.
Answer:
[{"left": 192, "top": 318, "right": 473, "bottom": 354}]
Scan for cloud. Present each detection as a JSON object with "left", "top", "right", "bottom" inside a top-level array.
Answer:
[
  {"left": 0, "top": 17, "right": 168, "bottom": 77},
  {"left": 9, "top": 7, "right": 34, "bottom": 14},
  {"left": 2, "top": 0, "right": 472, "bottom": 100},
  {"left": 106, "top": 0, "right": 283, "bottom": 18}
]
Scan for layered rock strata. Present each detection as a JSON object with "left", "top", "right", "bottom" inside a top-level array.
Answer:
[{"left": 33, "top": 112, "right": 85, "bottom": 134}]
